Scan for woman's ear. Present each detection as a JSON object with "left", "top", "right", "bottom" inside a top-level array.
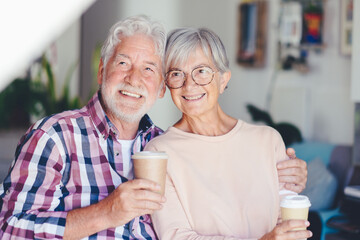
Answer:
[
  {"left": 97, "top": 58, "right": 105, "bottom": 85},
  {"left": 219, "top": 71, "right": 231, "bottom": 94}
]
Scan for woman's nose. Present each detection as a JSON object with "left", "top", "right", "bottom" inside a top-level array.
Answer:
[{"left": 183, "top": 73, "right": 196, "bottom": 89}]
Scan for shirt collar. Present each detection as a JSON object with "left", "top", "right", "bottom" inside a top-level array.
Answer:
[
  {"left": 87, "top": 91, "right": 155, "bottom": 140},
  {"left": 138, "top": 114, "right": 155, "bottom": 134}
]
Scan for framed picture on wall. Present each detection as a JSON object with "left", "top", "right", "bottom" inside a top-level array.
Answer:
[
  {"left": 340, "top": 0, "right": 353, "bottom": 55},
  {"left": 237, "top": 0, "right": 267, "bottom": 68}
]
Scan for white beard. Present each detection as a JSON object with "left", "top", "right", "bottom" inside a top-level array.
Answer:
[{"left": 100, "top": 79, "right": 151, "bottom": 123}]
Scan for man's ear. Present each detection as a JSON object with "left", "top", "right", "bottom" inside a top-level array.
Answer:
[
  {"left": 219, "top": 71, "right": 231, "bottom": 94},
  {"left": 97, "top": 58, "right": 105, "bottom": 85},
  {"left": 158, "top": 81, "right": 166, "bottom": 99}
]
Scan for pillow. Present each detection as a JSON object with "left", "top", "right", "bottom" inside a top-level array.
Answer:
[
  {"left": 290, "top": 141, "right": 335, "bottom": 166},
  {"left": 301, "top": 158, "right": 338, "bottom": 210}
]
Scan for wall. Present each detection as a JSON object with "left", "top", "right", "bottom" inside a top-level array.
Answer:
[
  {"left": 269, "top": 0, "right": 354, "bottom": 144},
  {"left": 352, "top": 0, "right": 360, "bottom": 102},
  {"left": 351, "top": 0, "right": 360, "bottom": 164},
  {"left": 53, "top": 20, "right": 81, "bottom": 100}
]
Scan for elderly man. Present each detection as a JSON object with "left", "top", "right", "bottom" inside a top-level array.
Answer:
[{"left": 0, "top": 16, "right": 307, "bottom": 239}]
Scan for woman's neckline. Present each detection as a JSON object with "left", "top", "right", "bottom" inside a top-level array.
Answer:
[{"left": 168, "top": 119, "right": 243, "bottom": 140}]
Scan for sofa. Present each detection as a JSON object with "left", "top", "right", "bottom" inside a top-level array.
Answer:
[{"left": 291, "top": 141, "right": 353, "bottom": 240}]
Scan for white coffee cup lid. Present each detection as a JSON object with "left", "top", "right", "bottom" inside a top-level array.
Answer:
[
  {"left": 132, "top": 151, "right": 168, "bottom": 159},
  {"left": 280, "top": 195, "right": 311, "bottom": 208}
]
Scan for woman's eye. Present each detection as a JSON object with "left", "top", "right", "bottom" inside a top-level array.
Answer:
[{"left": 198, "top": 68, "right": 211, "bottom": 75}]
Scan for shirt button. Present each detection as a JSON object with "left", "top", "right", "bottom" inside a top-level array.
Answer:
[
  {"left": 115, "top": 152, "right": 119, "bottom": 156},
  {"left": 6, "top": 189, "right": 10, "bottom": 195}
]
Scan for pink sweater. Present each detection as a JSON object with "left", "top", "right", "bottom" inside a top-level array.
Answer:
[{"left": 145, "top": 120, "right": 291, "bottom": 240}]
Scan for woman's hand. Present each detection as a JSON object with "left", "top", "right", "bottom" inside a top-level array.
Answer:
[{"left": 260, "top": 220, "right": 312, "bottom": 240}]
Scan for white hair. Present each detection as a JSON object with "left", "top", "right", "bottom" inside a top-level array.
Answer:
[
  {"left": 165, "top": 27, "right": 229, "bottom": 74},
  {"left": 101, "top": 15, "right": 166, "bottom": 69}
]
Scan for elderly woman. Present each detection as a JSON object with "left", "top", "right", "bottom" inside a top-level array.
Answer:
[{"left": 145, "top": 27, "right": 312, "bottom": 240}]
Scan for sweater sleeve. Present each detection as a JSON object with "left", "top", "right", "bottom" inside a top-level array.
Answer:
[
  {"left": 272, "top": 129, "right": 295, "bottom": 192},
  {"left": 0, "top": 129, "right": 68, "bottom": 239}
]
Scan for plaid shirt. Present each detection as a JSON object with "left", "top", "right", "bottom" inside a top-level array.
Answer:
[{"left": 0, "top": 92, "right": 163, "bottom": 239}]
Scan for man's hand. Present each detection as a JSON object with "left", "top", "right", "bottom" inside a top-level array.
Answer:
[
  {"left": 64, "top": 179, "right": 166, "bottom": 239},
  {"left": 277, "top": 148, "right": 307, "bottom": 193},
  {"left": 260, "top": 220, "right": 312, "bottom": 240},
  {"left": 100, "top": 179, "right": 166, "bottom": 228}
]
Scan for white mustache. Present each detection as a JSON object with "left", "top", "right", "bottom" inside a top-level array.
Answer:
[{"left": 115, "top": 83, "right": 148, "bottom": 98}]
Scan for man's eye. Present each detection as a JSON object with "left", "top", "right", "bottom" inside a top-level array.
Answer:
[
  {"left": 145, "top": 67, "right": 154, "bottom": 72},
  {"left": 119, "top": 61, "right": 127, "bottom": 65},
  {"left": 171, "top": 72, "right": 181, "bottom": 77}
]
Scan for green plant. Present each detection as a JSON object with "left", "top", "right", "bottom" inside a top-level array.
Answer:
[
  {"left": 246, "top": 104, "right": 303, "bottom": 146},
  {"left": 35, "top": 55, "right": 81, "bottom": 116},
  {"left": 0, "top": 55, "right": 82, "bottom": 129},
  {"left": 91, "top": 43, "right": 102, "bottom": 98}
]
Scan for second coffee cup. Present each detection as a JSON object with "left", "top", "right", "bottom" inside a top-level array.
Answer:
[
  {"left": 280, "top": 195, "right": 311, "bottom": 231},
  {"left": 132, "top": 151, "right": 168, "bottom": 195}
]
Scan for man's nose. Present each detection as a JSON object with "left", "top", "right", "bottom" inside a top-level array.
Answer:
[{"left": 125, "top": 67, "right": 142, "bottom": 85}]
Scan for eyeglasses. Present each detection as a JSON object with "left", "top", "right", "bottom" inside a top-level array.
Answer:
[{"left": 165, "top": 66, "right": 216, "bottom": 89}]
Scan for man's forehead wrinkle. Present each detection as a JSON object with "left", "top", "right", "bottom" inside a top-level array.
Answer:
[{"left": 115, "top": 54, "right": 130, "bottom": 59}]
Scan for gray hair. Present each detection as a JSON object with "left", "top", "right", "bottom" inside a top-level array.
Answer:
[
  {"left": 165, "top": 27, "right": 229, "bottom": 74},
  {"left": 101, "top": 15, "right": 166, "bottom": 68}
]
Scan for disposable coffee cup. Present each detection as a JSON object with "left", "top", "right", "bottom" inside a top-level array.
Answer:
[
  {"left": 132, "top": 151, "right": 168, "bottom": 195},
  {"left": 280, "top": 195, "right": 311, "bottom": 231}
]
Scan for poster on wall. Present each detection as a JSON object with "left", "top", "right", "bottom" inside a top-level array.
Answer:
[
  {"left": 340, "top": 0, "right": 353, "bottom": 55},
  {"left": 302, "top": 3, "right": 323, "bottom": 44}
]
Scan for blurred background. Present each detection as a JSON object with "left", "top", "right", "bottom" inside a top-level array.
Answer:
[
  {"left": 0, "top": 1, "right": 359, "bottom": 238},
  {"left": 0, "top": 0, "right": 359, "bottom": 167}
]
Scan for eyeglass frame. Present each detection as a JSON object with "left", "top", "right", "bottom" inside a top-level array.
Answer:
[{"left": 165, "top": 66, "right": 217, "bottom": 89}]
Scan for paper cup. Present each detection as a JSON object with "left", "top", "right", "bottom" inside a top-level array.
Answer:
[
  {"left": 132, "top": 151, "right": 168, "bottom": 195},
  {"left": 280, "top": 195, "right": 311, "bottom": 231}
]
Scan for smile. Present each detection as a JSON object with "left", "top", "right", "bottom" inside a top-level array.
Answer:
[
  {"left": 120, "top": 90, "right": 142, "bottom": 98},
  {"left": 183, "top": 93, "right": 205, "bottom": 101}
]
